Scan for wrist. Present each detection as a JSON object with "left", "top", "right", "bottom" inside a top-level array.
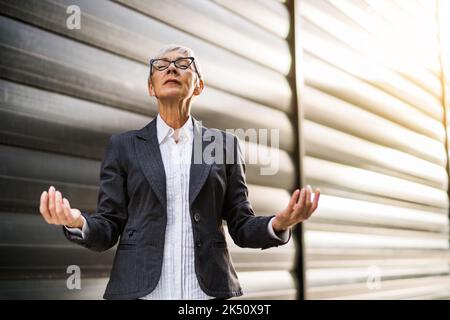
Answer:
[
  {"left": 66, "top": 216, "right": 84, "bottom": 229},
  {"left": 272, "top": 217, "right": 288, "bottom": 233}
]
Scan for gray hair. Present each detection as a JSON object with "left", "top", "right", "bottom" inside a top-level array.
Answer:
[{"left": 148, "top": 44, "right": 203, "bottom": 83}]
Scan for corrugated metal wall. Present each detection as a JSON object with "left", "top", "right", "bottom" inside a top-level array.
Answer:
[
  {"left": 296, "top": 0, "right": 450, "bottom": 299},
  {"left": 0, "top": 0, "right": 297, "bottom": 299},
  {"left": 1, "top": 0, "right": 449, "bottom": 300}
]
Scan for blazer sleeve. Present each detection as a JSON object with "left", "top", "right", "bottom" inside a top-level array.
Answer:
[
  {"left": 222, "top": 134, "right": 291, "bottom": 250},
  {"left": 63, "top": 134, "right": 128, "bottom": 252}
]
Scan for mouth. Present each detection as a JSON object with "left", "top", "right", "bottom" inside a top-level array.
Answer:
[{"left": 164, "top": 79, "right": 181, "bottom": 85}]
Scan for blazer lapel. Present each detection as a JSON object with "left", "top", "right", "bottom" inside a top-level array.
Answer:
[
  {"left": 134, "top": 115, "right": 213, "bottom": 210},
  {"left": 135, "top": 117, "right": 167, "bottom": 209},
  {"left": 189, "top": 117, "right": 212, "bottom": 208}
]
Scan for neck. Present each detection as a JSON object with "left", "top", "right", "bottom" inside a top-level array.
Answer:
[{"left": 158, "top": 100, "right": 191, "bottom": 129}]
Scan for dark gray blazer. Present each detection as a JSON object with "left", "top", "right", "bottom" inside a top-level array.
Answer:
[{"left": 63, "top": 116, "right": 290, "bottom": 300}]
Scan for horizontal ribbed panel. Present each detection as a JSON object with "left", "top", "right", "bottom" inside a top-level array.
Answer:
[
  {"left": 0, "top": 0, "right": 295, "bottom": 299},
  {"left": 297, "top": 0, "right": 450, "bottom": 299}
]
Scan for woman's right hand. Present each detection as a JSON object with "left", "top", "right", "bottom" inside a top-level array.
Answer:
[{"left": 39, "top": 186, "right": 84, "bottom": 229}]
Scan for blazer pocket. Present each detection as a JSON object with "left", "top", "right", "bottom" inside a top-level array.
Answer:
[{"left": 118, "top": 229, "right": 138, "bottom": 249}]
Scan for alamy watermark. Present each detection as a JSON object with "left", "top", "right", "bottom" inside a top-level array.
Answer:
[
  {"left": 64, "top": 4, "right": 280, "bottom": 176},
  {"left": 66, "top": 5, "right": 81, "bottom": 30},
  {"left": 66, "top": 265, "right": 81, "bottom": 290},
  {"left": 183, "top": 122, "right": 280, "bottom": 176}
]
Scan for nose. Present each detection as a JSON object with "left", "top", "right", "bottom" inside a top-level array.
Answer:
[{"left": 166, "top": 63, "right": 179, "bottom": 75}]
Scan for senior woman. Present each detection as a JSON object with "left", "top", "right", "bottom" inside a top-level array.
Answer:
[{"left": 38, "top": 44, "right": 320, "bottom": 300}]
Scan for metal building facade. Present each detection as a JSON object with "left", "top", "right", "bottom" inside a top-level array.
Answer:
[
  {"left": 0, "top": 0, "right": 449, "bottom": 300},
  {"left": 296, "top": 0, "right": 450, "bottom": 299},
  {"left": 0, "top": 0, "right": 296, "bottom": 299}
]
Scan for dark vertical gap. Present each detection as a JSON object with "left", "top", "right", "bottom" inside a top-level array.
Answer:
[
  {"left": 436, "top": 0, "right": 450, "bottom": 239},
  {"left": 286, "top": 0, "right": 306, "bottom": 300}
]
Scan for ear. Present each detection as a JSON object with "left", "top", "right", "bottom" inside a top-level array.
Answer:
[
  {"left": 148, "top": 78, "right": 155, "bottom": 97},
  {"left": 193, "top": 79, "right": 204, "bottom": 96}
]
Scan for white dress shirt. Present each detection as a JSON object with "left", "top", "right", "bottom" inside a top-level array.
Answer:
[
  {"left": 141, "top": 113, "right": 211, "bottom": 299},
  {"left": 66, "top": 113, "right": 288, "bottom": 299}
]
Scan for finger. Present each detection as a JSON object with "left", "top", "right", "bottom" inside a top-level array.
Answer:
[
  {"left": 305, "top": 185, "right": 312, "bottom": 208},
  {"left": 287, "top": 189, "right": 300, "bottom": 210},
  {"left": 308, "top": 188, "right": 321, "bottom": 216},
  {"left": 48, "top": 186, "right": 56, "bottom": 219},
  {"left": 293, "top": 188, "right": 306, "bottom": 212},
  {"left": 63, "top": 197, "right": 71, "bottom": 210},
  {"left": 39, "top": 190, "right": 53, "bottom": 224},
  {"left": 54, "top": 190, "right": 66, "bottom": 225}
]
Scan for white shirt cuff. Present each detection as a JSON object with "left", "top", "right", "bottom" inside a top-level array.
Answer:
[
  {"left": 267, "top": 217, "right": 290, "bottom": 243},
  {"left": 64, "top": 216, "right": 88, "bottom": 239}
]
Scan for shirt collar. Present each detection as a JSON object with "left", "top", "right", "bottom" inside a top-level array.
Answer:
[{"left": 156, "top": 113, "right": 193, "bottom": 144}]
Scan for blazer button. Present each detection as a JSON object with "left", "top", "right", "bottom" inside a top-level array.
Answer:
[
  {"left": 196, "top": 240, "right": 202, "bottom": 248},
  {"left": 194, "top": 212, "right": 201, "bottom": 222}
]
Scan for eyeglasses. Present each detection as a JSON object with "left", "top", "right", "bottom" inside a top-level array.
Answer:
[{"left": 149, "top": 56, "right": 201, "bottom": 80}]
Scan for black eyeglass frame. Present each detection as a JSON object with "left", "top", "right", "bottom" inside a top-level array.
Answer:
[{"left": 149, "top": 56, "right": 201, "bottom": 80}]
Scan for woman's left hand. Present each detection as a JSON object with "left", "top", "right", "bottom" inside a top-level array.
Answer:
[{"left": 272, "top": 185, "right": 320, "bottom": 232}]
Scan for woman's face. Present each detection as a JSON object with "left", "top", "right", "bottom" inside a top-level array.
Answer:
[{"left": 148, "top": 50, "right": 203, "bottom": 102}]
